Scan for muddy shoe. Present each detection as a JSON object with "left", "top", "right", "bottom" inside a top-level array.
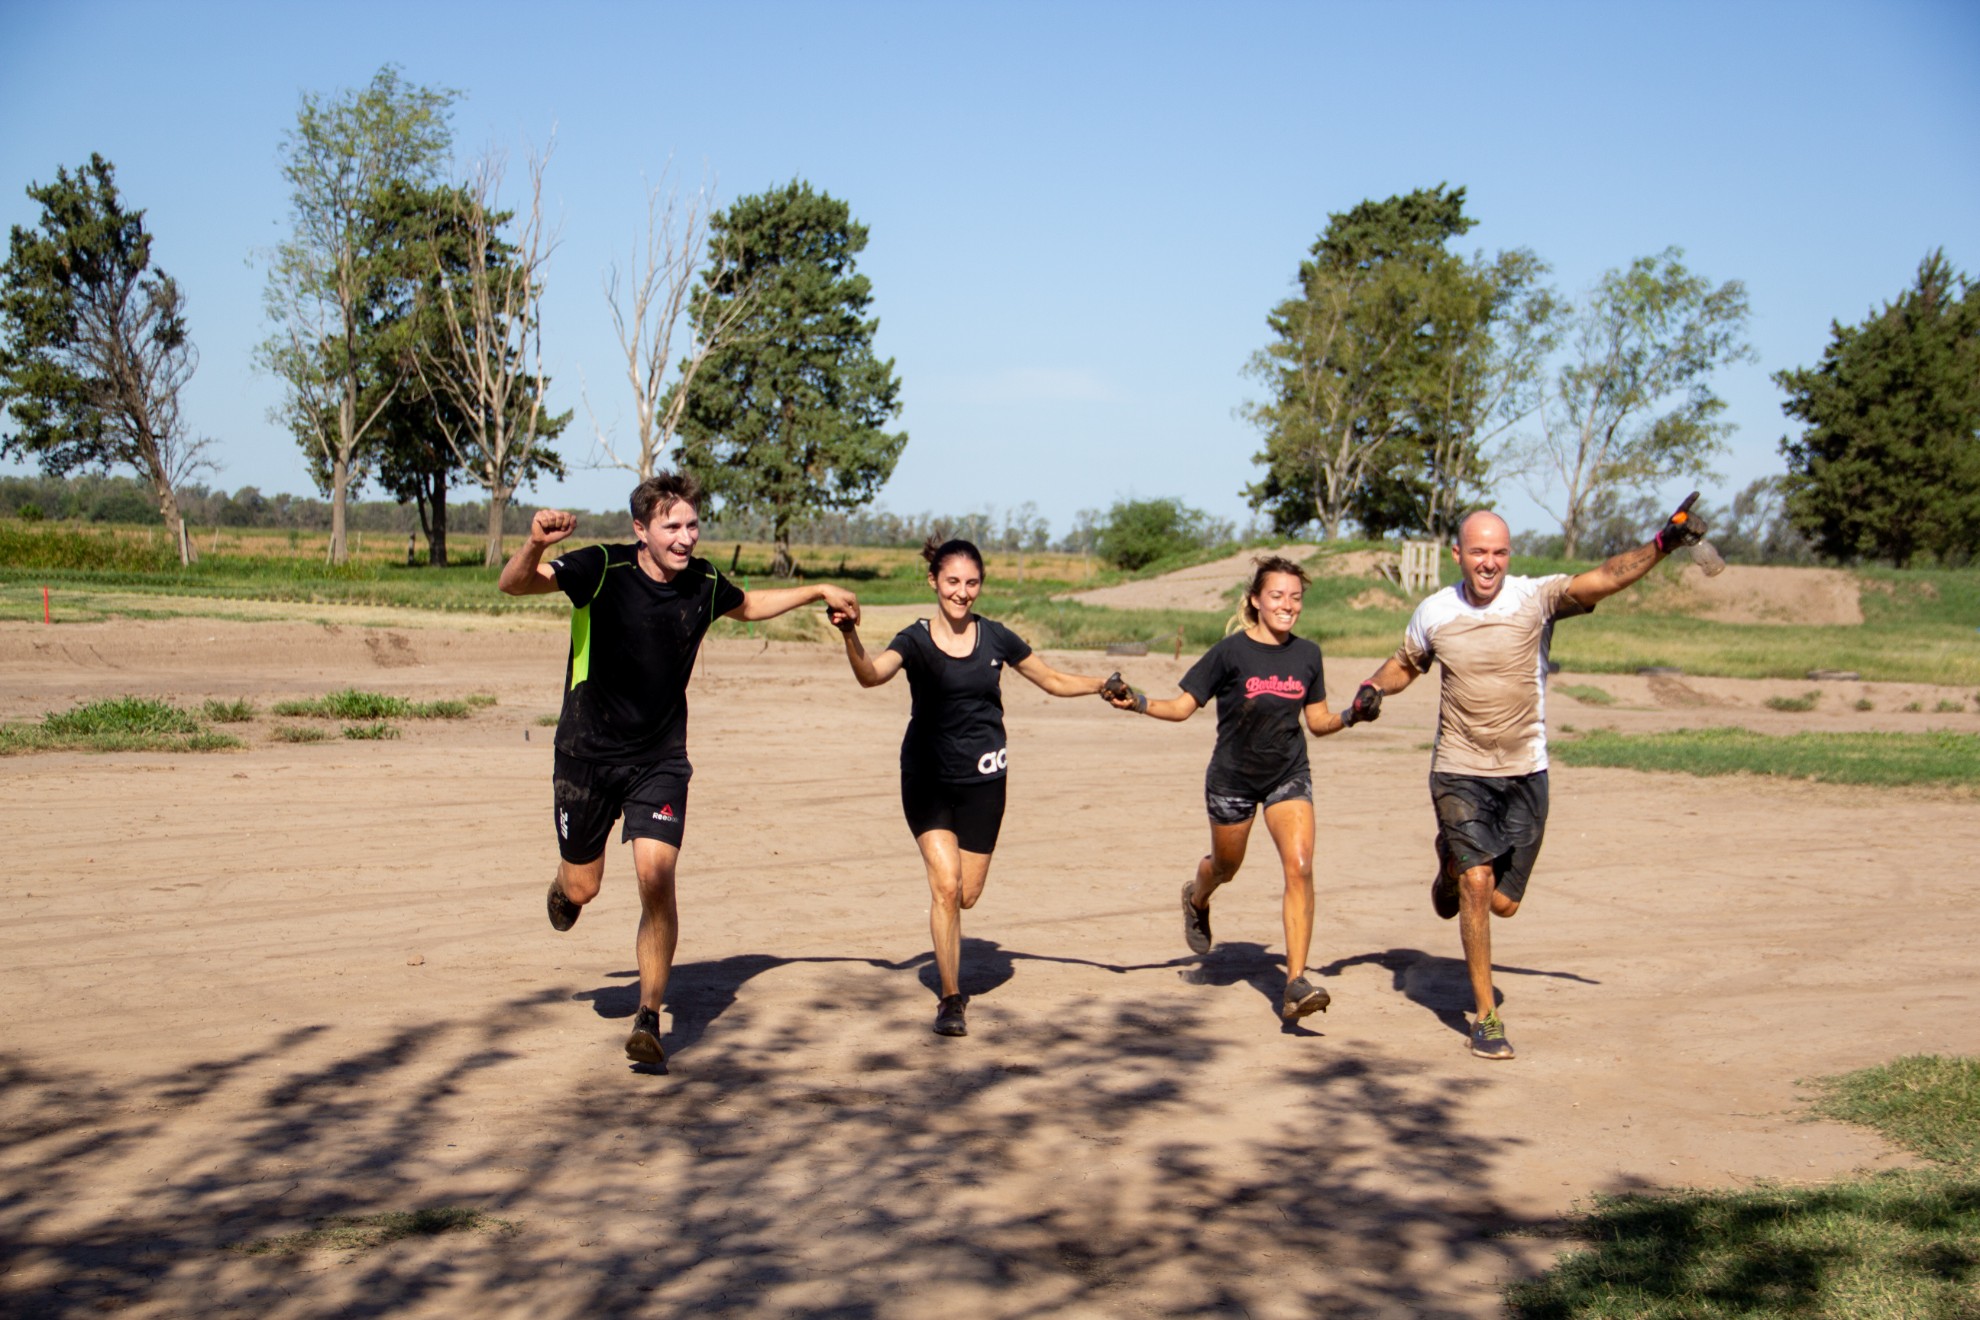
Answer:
[
  {"left": 1281, "top": 976, "right": 1330, "bottom": 1020},
  {"left": 1430, "top": 844, "right": 1459, "bottom": 921},
  {"left": 1180, "top": 881, "right": 1212, "bottom": 955},
  {"left": 1469, "top": 1011, "right": 1514, "bottom": 1061},
  {"left": 625, "top": 1006, "right": 665, "bottom": 1065},
  {"left": 547, "top": 877, "right": 582, "bottom": 931},
  {"left": 934, "top": 994, "right": 968, "bottom": 1037}
]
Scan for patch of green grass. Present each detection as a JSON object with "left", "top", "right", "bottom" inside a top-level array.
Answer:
[
  {"left": 1936, "top": 700, "right": 1966, "bottom": 714},
  {"left": 1508, "top": 1056, "right": 1980, "bottom": 1319},
  {"left": 200, "top": 698, "right": 257, "bottom": 724},
  {"left": 341, "top": 721, "right": 400, "bottom": 740},
  {"left": 411, "top": 699, "right": 471, "bottom": 719},
  {"left": 465, "top": 692, "right": 498, "bottom": 708},
  {"left": 1808, "top": 1056, "right": 1980, "bottom": 1172},
  {"left": 0, "top": 696, "right": 241, "bottom": 755},
  {"left": 1854, "top": 698, "right": 1875, "bottom": 712},
  {"left": 273, "top": 690, "right": 486, "bottom": 721},
  {"left": 1557, "top": 684, "right": 1616, "bottom": 706},
  {"left": 1905, "top": 701, "right": 1924, "bottom": 713},
  {"left": 234, "top": 1207, "right": 511, "bottom": 1257},
  {"left": 1552, "top": 728, "right": 1980, "bottom": 790},
  {"left": 534, "top": 714, "right": 560, "bottom": 727},
  {"left": 270, "top": 725, "right": 328, "bottom": 743},
  {"left": 1765, "top": 691, "right": 1821, "bottom": 712}
]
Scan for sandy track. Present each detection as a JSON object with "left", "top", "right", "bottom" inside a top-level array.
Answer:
[{"left": 1, "top": 616, "right": 1973, "bottom": 1317}]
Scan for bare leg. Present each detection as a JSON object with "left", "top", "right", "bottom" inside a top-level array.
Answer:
[
  {"left": 631, "top": 838, "right": 680, "bottom": 1013},
  {"left": 1457, "top": 863, "right": 1521, "bottom": 1019},
  {"left": 1191, "top": 818, "right": 1254, "bottom": 909},
  {"left": 916, "top": 831, "right": 993, "bottom": 998},
  {"left": 557, "top": 853, "right": 607, "bottom": 906},
  {"left": 1261, "top": 798, "right": 1316, "bottom": 989}
]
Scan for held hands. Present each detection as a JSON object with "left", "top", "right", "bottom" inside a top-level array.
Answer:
[
  {"left": 1100, "top": 671, "right": 1147, "bottom": 714},
  {"left": 529, "top": 509, "right": 577, "bottom": 548},
  {"left": 822, "top": 587, "right": 861, "bottom": 633},
  {"left": 1654, "top": 491, "right": 1707, "bottom": 554},
  {"left": 1340, "top": 682, "right": 1383, "bottom": 727}
]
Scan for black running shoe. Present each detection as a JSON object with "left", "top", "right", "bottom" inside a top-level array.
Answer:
[
  {"left": 934, "top": 994, "right": 968, "bottom": 1037},
  {"left": 547, "top": 877, "right": 582, "bottom": 932},
  {"left": 1430, "top": 847, "right": 1459, "bottom": 921},
  {"left": 1469, "top": 1011, "right": 1514, "bottom": 1060},
  {"left": 1180, "top": 881, "right": 1212, "bottom": 955},
  {"left": 625, "top": 1006, "right": 665, "bottom": 1065},
  {"left": 1282, "top": 975, "right": 1330, "bottom": 1020}
]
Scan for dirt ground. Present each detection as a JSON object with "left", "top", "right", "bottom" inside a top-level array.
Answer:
[{"left": 3, "top": 609, "right": 1975, "bottom": 1318}]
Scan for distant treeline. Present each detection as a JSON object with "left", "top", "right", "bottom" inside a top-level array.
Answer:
[{"left": 0, "top": 474, "right": 1128, "bottom": 554}]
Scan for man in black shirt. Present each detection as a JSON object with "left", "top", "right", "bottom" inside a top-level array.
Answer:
[{"left": 499, "top": 472, "right": 858, "bottom": 1066}]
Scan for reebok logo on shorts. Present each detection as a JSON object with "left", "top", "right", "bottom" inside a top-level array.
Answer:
[{"left": 653, "top": 803, "right": 677, "bottom": 822}]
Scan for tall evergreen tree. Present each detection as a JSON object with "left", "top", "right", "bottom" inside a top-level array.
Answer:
[
  {"left": 0, "top": 155, "right": 208, "bottom": 563},
  {"left": 676, "top": 180, "right": 906, "bottom": 577},
  {"left": 1778, "top": 251, "right": 1980, "bottom": 566}
]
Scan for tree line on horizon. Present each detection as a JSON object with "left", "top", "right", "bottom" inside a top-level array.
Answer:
[{"left": 1, "top": 69, "right": 1974, "bottom": 572}]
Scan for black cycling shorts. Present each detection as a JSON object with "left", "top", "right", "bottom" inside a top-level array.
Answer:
[
  {"left": 901, "top": 773, "right": 1007, "bottom": 855},
  {"left": 552, "top": 752, "right": 690, "bottom": 863},
  {"left": 1430, "top": 770, "right": 1549, "bottom": 903}
]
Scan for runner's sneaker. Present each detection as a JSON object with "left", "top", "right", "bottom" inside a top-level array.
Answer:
[
  {"left": 547, "top": 877, "right": 582, "bottom": 932},
  {"left": 934, "top": 994, "right": 968, "bottom": 1037},
  {"left": 1430, "top": 845, "right": 1459, "bottom": 921},
  {"left": 1469, "top": 1011, "right": 1514, "bottom": 1060},
  {"left": 1180, "top": 881, "right": 1212, "bottom": 955},
  {"left": 1281, "top": 976, "right": 1330, "bottom": 1020},
  {"left": 625, "top": 1006, "right": 665, "bottom": 1065}
]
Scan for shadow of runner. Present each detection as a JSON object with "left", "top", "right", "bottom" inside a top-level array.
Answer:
[{"left": 1320, "top": 947, "right": 1602, "bottom": 1036}]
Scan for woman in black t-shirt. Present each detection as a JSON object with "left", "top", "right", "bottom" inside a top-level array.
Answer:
[
  {"left": 830, "top": 537, "right": 1112, "bottom": 1038},
  {"left": 1104, "top": 555, "right": 1382, "bottom": 1022}
]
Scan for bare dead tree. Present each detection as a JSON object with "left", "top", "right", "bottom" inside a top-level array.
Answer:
[
  {"left": 585, "top": 169, "right": 757, "bottom": 480},
  {"left": 417, "top": 144, "right": 564, "bottom": 566}
]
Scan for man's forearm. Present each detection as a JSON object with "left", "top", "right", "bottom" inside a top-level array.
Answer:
[
  {"left": 498, "top": 542, "right": 549, "bottom": 595},
  {"left": 1571, "top": 541, "right": 1663, "bottom": 605},
  {"left": 735, "top": 584, "right": 824, "bottom": 621}
]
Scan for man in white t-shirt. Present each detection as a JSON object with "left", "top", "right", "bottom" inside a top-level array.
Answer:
[{"left": 1353, "top": 497, "right": 1708, "bottom": 1060}]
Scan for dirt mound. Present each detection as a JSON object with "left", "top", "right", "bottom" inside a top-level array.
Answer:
[
  {"left": 1656, "top": 563, "right": 1863, "bottom": 626},
  {"left": 1058, "top": 544, "right": 1323, "bottom": 611}
]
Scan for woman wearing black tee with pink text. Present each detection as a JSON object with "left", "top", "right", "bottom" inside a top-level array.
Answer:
[
  {"left": 830, "top": 537, "right": 1111, "bottom": 1038},
  {"left": 1105, "top": 555, "right": 1381, "bottom": 1022}
]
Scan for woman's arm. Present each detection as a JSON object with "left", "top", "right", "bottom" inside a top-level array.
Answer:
[
  {"left": 1304, "top": 699, "right": 1349, "bottom": 737},
  {"left": 1103, "top": 683, "right": 1201, "bottom": 723},
  {"left": 830, "top": 610, "right": 905, "bottom": 688},
  {"left": 1012, "top": 653, "right": 1107, "bottom": 699}
]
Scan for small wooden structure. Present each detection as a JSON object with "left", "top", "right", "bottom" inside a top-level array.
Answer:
[{"left": 1401, "top": 539, "right": 1441, "bottom": 594}]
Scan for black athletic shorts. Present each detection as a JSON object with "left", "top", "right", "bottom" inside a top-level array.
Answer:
[
  {"left": 1429, "top": 770, "right": 1549, "bottom": 904},
  {"left": 901, "top": 773, "right": 1007, "bottom": 855},
  {"left": 552, "top": 752, "right": 690, "bottom": 863},
  {"left": 1205, "top": 770, "right": 1313, "bottom": 827}
]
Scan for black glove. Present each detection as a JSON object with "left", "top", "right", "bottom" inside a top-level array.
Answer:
[
  {"left": 1654, "top": 491, "right": 1707, "bottom": 554},
  {"left": 1101, "top": 672, "right": 1147, "bottom": 714},
  {"left": 1341, "top": 683, "right": 1383, "bottom": 727}
]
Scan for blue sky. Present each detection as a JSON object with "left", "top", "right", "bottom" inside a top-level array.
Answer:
[{"left": 3, "top": 0, "right": 1976, "bottom": 542}]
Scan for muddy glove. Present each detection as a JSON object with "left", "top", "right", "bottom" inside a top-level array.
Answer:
[{"left": 1654, "top": 491, "right": 1707, "bottom": 554}]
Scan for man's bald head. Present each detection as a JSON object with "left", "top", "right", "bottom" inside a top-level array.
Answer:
[{"left": 1456, "top": 510, "right": 1510, "bottom": 551}]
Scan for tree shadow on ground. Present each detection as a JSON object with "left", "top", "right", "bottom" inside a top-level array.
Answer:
[{"left": 2, "top": 962, "right": 1552, "bottom": 1318}]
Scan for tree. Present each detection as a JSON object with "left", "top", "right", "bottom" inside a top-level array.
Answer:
[
  {"left": 1778, "top": 251, "right": 1980, "bottom": 566},
  {"left": 260, "top": 65, "right": 456, "bottom": 564},
  {"left": 589, "top": 171, "right": 758, "bottom": 481},
  {"left": 1243, "top": 185, "right": 1476, "bottom": 539},
  {"left": 676, "top": 180, "right": 907, "bottom": 577},
  {"left": 1095, "top": 497, "right": 1230, "bottom": 572},
  {"left": 1509, "top": 248, "right": 1752, "bottom": 557},
  {"left": 0, "top": 155, "right": 210, "bottom": 564},
  {"left": 416, "top": 149, "right": 569, "bottom": 566}
]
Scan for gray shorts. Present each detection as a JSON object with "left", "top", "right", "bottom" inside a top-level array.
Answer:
[{"left": 1205, "top": 770, "right": 1313, "bottom": 826}]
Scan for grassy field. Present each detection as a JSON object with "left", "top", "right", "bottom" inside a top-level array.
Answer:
[
  {"left": 1507, "top": 1055, "right": 1980, "bottom": 1319},
  {"left": 0, "top": 690, "right": 500, "bottom": 755},
  {"left": 4, "top": 520, "right": 1977, "bottom": 682},
  {"left": 1552, "top": 728, "right": 1980, "bottom": 790}
]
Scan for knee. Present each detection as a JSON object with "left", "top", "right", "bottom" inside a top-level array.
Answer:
[
  {"left": 928, "top": 879, "right": 962, "bottom": 911},
  {"left": 559, "top": 861, "right": 603, "bottom": 904},
  {"left": 1205, "top": 852, "right": 1242, "bottom": 883},
  {"left": 1492, "top": 893, "right": 1521, "bottom": 919},
  {"left": 634, "top": 863, "right": 677, "bottom": 902},
  {"left": 1459, "top": 866, "right": 1495, "bottom": 902}
]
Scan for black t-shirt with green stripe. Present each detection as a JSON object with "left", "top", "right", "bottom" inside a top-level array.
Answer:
[
  {"left": 887, "top": 617, "right": 1033, "bottom": 783},
  {"left": 548, "top": 545, "right": 745, "bottom": 767}
]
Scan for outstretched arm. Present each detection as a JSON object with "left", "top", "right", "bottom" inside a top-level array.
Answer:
[
  {"left": 728, "top": 581, "right": 857, "bottom": 623},
  {"left": 498, "top": 509, "right": 576, "bottom": 596},
  {"left": 827, "top": 605, "right": 904, "bottom": 687},
  {"left": 1361, "top": 656, "right": 1419, "bottom": 697},
  {"left": 1012, "top": 653, "right": 1108, "bottom": 699},
  {"left": 1567, "top": 491, "right": 1708, "bottom": 608},
  {"left": 1102, "top": 677, "right": 1201, "bottom": 722}
]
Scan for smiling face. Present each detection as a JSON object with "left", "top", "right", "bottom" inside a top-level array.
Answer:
[
  {"left": 929, "top": 553, "right": 983, "bottom": 625},
  {"left": 1453, "top": 511, "right": 1512, "bottom": 606},
  {"left": 633, "top": 498, "right": 701, "bottom": 577},
  {"left": 1249, "top": 571, "right": 1305, "bottom": 638}
]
